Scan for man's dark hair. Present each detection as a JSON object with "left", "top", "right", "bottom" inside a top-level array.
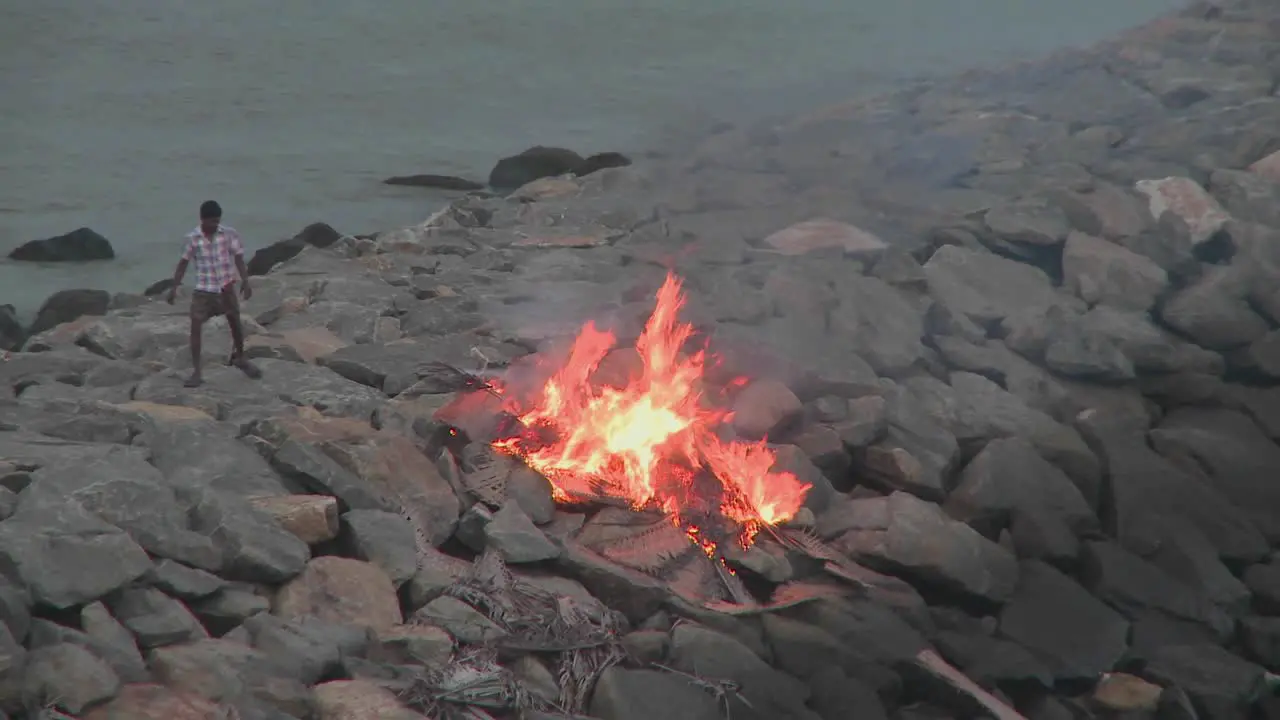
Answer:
[{"left": 199, "top": 200, "right": 222, "bottom": 219}]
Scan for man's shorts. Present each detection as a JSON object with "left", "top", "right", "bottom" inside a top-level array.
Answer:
[{"left": 190, "top": 284, "right": 239, "bottom": 324}]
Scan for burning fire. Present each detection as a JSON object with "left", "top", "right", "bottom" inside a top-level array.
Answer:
[{"left": 490, "top": 272, "right": 811, "bottom": 550}]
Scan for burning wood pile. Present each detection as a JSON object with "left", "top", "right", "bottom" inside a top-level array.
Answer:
[{"left": 401, "top": 273, "right": 1023, "bottom": 719}]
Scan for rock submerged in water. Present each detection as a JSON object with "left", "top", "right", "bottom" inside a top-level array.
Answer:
[
  {"left": 382, "top": 174, "right": 486, "bottom": 191},
  {"left": 8, "top": 227, "right": 115, "bottom": 262},
  {"left": 487, "top": 145, "right": 631, "bottom": 189}
]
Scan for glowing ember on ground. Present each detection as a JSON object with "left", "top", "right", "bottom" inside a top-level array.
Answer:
[{"left": 490, "top": 272, "right": 811, "bottom": 551}]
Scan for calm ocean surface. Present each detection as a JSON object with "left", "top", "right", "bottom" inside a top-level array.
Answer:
[{"left": 0, "top": 0, "right": 1187, "bottom": 317}]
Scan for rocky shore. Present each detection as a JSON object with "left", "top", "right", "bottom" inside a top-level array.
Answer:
[{"left": 5, "top": 1, "right": 1280, "bottom": 718}]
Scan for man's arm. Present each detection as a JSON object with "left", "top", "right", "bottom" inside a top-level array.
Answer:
[
  {"left": 230, "top": 230, "right": 252, "bottom": 298},
  {"left": 166, "top": 240, "right": 193, "bottom": 303}
]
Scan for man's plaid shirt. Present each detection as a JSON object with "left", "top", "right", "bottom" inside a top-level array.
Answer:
[{"left": 182, "top": 225, "right": 244, "bottom": 293}]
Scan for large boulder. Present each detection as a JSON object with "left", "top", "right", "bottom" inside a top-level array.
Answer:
[
  {"left": 246, "top": 221, "right": 343, "bottom": 276},
  {"left": 488, "top": 146, "right": 585, "bottom": 189},
  {"left": 27, "top": 288, "right": 111, "bottom": 336},
  {"left": 8, "top": 227, "right": 115, "bottom": 262}
]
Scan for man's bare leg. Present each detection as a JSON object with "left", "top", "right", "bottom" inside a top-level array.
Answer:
[
  {"left": 186, "top": 315, "right": 204, "bottom": 387},
  {"left": 224, "top": 286, "right": 261, "bottom": 378}
]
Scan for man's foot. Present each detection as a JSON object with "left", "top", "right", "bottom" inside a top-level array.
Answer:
[
  {"left": 230, "top": 353, "right": 262, "bottom": 379},
  {"left": 183, "top": 372, "right": 203, "bottom": 388}
]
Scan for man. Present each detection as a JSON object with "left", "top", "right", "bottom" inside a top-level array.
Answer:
[{"left": 166, "top": 200, "right": 260, "bottom": 387}]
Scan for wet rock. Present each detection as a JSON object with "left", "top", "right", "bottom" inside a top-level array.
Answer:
[
  {"left": 1061, "top": 230, "right": 1169, "bottom": 312},
  {"left": 9, "top": 227, "right": 115, "bottom": 262},
  {"left": 383, "top": 173, "right": 484, "bottom": 191},
  {"left": 833, "top": 492, "right": 1019, "bottom": 605},
  {"left": 82, "top": 682, "right": 226, "bottom": 720},
  {"left": 187, "top": 488, "right": 310, "bottom": 584},
  {"left": 1077, "top": 408, "right": 1267, "bottom": 564},
  {"left": 106, "top": 587, "right": 207, "bottom": 649},
  {"left": 1142, "top": 643, "right": 1267, "bottom": 720},
  {"left": 340, "top": 509, "right": 418, "bottom": 587},
  {"left": 762, "top": 218, "right": 888, "bottom": 259},
  {"left": 575, "top": 151, "right": 632, "bottom": 177},
  {"left": 589, "top": 666, "right": 723, "bottom": 720},
  {"left": 1081, "top": 542, "right": 1229, "bottom": 636},
  {"left": 312, "top": 678, "right": 428, "bottom": 719},
  {"left": 274, "top": 557, "right": 403, "bottom": 633},
  {"left": 0, "top": 305, "right": 23, "bottom": 351},
  {"left": 945, "top": 436, "right": 1096, "bottom": 535},
  {"left": 997, "top": 561, "right": 1129, "bottom": 682},
  {"left": 149, "top": 560, "right": 226, "bottom": 601},
  {"left": 1134, "top": 176, "right": 1230, "bottom": 246},
  {"left": 483, "top": 500, "right": 560, "bottom": 563},
  {"left": 21, "top": 642, "right": 120, "bottom": 714},
  {"left": 731, "top": 378, "right": 803, "bottom": 440},
  {"left": 246, "top": 221, "right": 343, "bottom": 276},
  {"left": 28, "top": 288, "right": 111, "bottom": 336},
  {"left": 249, "top": 495, "right": 340, "bottom": 545},
  {"left": 489, "top": 146, "right": 584, "bottom": 189},
  {"left": 1149, "top": 407, "right": 1280, "bottom": 544},
  {"left": 0, "top": 500, "right": 152, "bottom": 609},
  {"left": 1092, "top": 672, "right": 1163, "bottom": 713}
]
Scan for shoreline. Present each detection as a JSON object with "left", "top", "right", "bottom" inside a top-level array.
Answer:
[{"left": 4, "top": 1, "right": 1280, "bottom": 718}]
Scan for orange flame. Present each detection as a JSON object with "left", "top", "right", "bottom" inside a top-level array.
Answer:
[{"left": 490, "top": 272, "right": 811, "bottom": 549}]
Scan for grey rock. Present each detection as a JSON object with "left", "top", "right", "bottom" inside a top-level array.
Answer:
[
  {"left": 1244, "top": 563, "right": 1280, "bottom": 615},
  {"left": 669, "top": 623, "right": 818, "bottom": 720},
  {"left": 270, "top": 440, "right": 395, "bottom": 513},
  {"left": 0, "top": 500, "right": 152, "bottom": 609},
  {"left": 191, "top": 583, "right": 272, "bottom": 636},
  {"left": 589, "top": 666, "right": 723, "bottom": 720},
  {"left": 0, "top": 624, "right": 23, "bottom": 710},
  {"left": 412, "top": 597, "right": 504, "bottom": 645},
  {"left": 484, "top": 501, "right": 560, "bottom": 563},
  {"left": 834, "top": 492, "right": 1019, "bottom": 605},
  {"left": 998, "top": 560, "right": 1129, "bottom": 682},
  {"left": 0, "top": 576, "right": 31, "bottom": 646},
  {"left": 242, "top": 613, "right": 369, "bottom": 685},
  {"left": 923, "top": 244, "right": 1079, "bottom": 326},
  {"left": 1159, "top": 265, "right": 1269, "bottom": 350},
  {"left": 340, "top": 510, "right": 419, "bottom": 587},
  {"left": 187, "top": 488, "right": 310, "bottom": 584},
  {"left": 1061, "top": 230, "right": 1168, "bottom": 312},
  {"left": 1077, "top": 408, "right": 1268, "bottom": 565},
  {"left": 79, "top": 602, "right": 150, "bottom": 682},
  {"left": 1149, "top": 407, "right": 1280, "bottom": 544},
  {"left": 761, "top": 614, "right": 900, "bottom": 696},
  {"left": 148, "top": 559, "right": 227, "bottom": 600},
  {"left": 1082, "top": 541, "right": 1230, "bottom": 637},
  {"left": 1142, "top": 643, "right": 1267, "bottom": 720},
  {"left": 945, "top": 436, "right": 1097, "bottom": 534},
  {"left": 106, "top": 587, "right": 208, "bottom": 648},
  {"left": 932, "top": 629, "right": 1053, "bottom": 689},
  {"left": 830, "top": 275, "right": 927, "bottom": 376},
  {"left": 506, "top": 466, "right": 556, "bottom": 525},
  {"left": 147, "top": 638, "right": 313, "bottom": 718},
  {"left": 854, "top": 384, "right": 957, "bottom": 501},
  {"left": 808, "top": 666, "right": 888, "bottom": 720},
  {"left": 140, "top": 419, "right": 292, "bottom": 499},
  {"left": 21, "top": 643, "right": 119, "bottom": 714},
  {"left": 16, "top": 448, "right": 222, "bottom": 572}
]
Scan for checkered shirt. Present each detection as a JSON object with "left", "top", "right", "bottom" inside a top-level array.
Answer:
[{"left": 182, "top": 224, "right": 244, "bottom": 293}]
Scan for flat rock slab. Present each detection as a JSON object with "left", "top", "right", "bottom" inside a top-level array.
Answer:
[{"left": 274, "top": 556, "right": 403, "bottom": 632}]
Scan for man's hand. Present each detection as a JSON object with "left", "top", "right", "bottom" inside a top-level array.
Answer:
[
  {"left": 166, "top": 286, "right": 177, "bottom": 305},
  {"left": 241, "top": 280, "right": 253, "bottom": 300}
]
